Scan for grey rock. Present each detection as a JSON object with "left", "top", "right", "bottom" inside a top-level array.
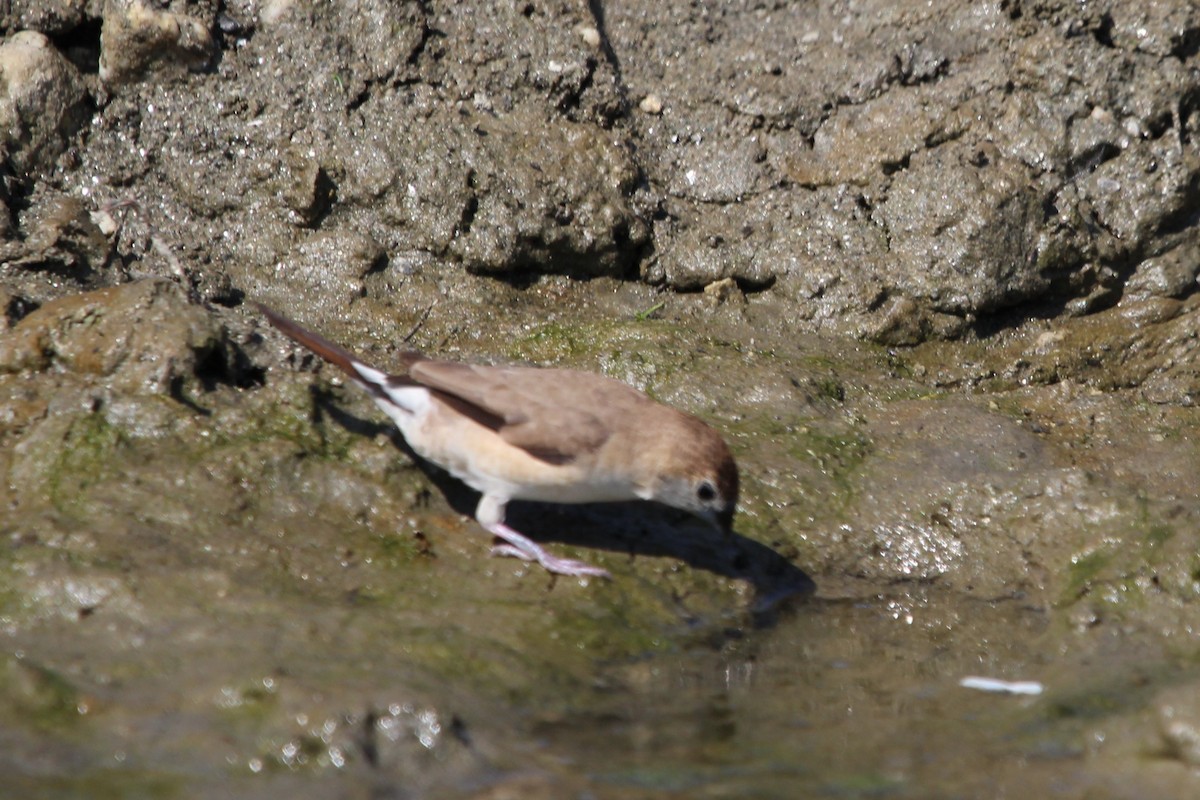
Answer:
[
  {"left": 98, "top": 0, "right": 215, "bottom": 85},
  {"left": 0, "top": 279, "right": 230, "bottom": 396},
  {"left": 0, "top": 31, "right": 89, "bottom": 179}
]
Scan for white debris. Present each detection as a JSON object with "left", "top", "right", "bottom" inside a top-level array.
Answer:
[{"left": 960, "top": 676, "right": 1044, "bottom": 695}]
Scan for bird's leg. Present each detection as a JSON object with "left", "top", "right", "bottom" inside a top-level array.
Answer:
[
  {"left": 482, "top": 521, "right": 611, "bottom": 578},
  {"left": 475, "top": 494, "right": 609, "bottom": 578}
]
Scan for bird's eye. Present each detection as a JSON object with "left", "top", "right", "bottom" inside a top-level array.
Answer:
[{"left": 696, "top": 481, "right": 717, "bottom": 502}]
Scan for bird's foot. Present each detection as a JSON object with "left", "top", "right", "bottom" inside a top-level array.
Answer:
[{"left": 485, "top": 523, "right": 610, "bottom": 579}]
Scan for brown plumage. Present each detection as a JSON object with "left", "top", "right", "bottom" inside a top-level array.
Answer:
[{"left": 258, "top": 304, "right": 738, "bottom": 578}]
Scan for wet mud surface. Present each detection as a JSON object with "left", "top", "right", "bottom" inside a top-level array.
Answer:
[{"left": 2, "top": 1, "right": 1200, "bottom": 797}]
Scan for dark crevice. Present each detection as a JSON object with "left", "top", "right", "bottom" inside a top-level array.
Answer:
[
  {"left": 925, "top": 124, "right": 967, "bottom": 150},
  {"left": 1040, "top": 192, "right": 1059, "bottom": 221},
  {"left": 1092, "top": 13, "right": 1116, "bottom": 49},
  {"left": 1065, "top": 142, "right": 1120, "bottom": 182},
  {"left": 359, "top": 710, "right": 380, "bottom": 768},
  {"left": 168, "top": 374, "right": 211, "bottom": 416},
  {"left": 226, "top": 346, "right": 268, "bottom": 390},
  {"left": 880, "top": 153, "right": 911, "bottom": 176},
  {"left": 969, "top": 296, "right": 1073, "bottom": 338},
  {"left": 208, "top": 285, "right": 246, "bottom": 308},
  {"left": 608, "top": 219, "right": 643, "bottom": 281},
  {"left": 347, "top": 85, "right": 372, "bottom": 113},
  {"left": 733, "top": 274, "right": 776, "bottom": 294},
  {"left": 47, "top": 17, "right": 103, "bottom": 75},
  {"left": 587, "top": 0, "right": 623, "bottom": 84},
  {"left": 1142, "top": 110, "right": 1176, "bottom": 141},
  {"left": 865, "top": 287, "right": 891, "bottom": 313},
  {"left": 4, "top": 294, "right": 38, "bottom": 327},
  {"left": 449, "top": 715, "right": 471, "bottom": 746},
  {"left": 1172, "top": 26, "right": 1200, "bottom": 61},
  {"left": 486, "top": 268, "right": 544, "bottom": 291},
  {"left": 1000, "top": 0, "right": 1021, "bottom": 21},
  {"left": 189, "top": 338, "right": 267, "bottom": 395},
  {"left": 196, "top": 345, "right": 232, "bottom": 393},
  {"left": 1179, "top": 86, "right": 1200, "bottom": 146},
  {"left": 1154, "top": 172, "right": 1200, "bottom": 238},
  {"left": 404, "top": 22, "right": 445, "bottom": 75},
  {"left": 574, "top": 54, "right": 598, "bottom": 105},
  {"left": 363, "top": 249, "right": 390, "bottom": 277},
  {"left": 968, "top": 246, "right": 1162, "bottom": 338},
  {"left": 458, "top": 174, "right": 479, "bottom": 235},
  {"left": 4, "top": 158, "right": 38, "bottom": 215},
  {"left": 555, "top": 56, "right": 598, "bottom": 118},
  {"left": 406, "top": 10, "right": 433, "bottom": 66}
]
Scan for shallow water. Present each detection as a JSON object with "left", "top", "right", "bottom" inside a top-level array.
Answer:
[
  {"left": 0, "top": 500, "right": 1194, "bottom": 800},
  {"left": 520, "top": 586, "right": 1192, "bottom": 799}
]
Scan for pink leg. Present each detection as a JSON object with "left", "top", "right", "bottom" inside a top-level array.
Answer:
[{"left": 483, "top": 522, "right": 610, "bottom": 579}]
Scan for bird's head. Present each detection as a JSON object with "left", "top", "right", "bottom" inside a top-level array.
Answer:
[{"left": 647, "top": 418, "right": 739, "bottom": 536}]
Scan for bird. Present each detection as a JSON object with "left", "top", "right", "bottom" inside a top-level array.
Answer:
[{"left": 257, "top": 304, "right": 739, "bottom": 579}]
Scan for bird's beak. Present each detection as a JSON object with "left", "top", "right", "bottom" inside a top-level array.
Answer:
[
  {"left": 700, "top": 506, "right": 735, "bottom": 537},
  {"left": 717, "top": 506, "right": 735, "bottom": 537}
]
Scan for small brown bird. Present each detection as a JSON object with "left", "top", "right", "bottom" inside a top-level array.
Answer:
[{"left": 258, "top": 305, "right": 738, "bottom": 578}]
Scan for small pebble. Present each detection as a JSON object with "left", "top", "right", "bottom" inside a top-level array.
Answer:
[
  {"left": 639, "top": 94, "right": 663, "bottom": 115},
  {"left": 704, "top": 277, "right": 739, "bottom": 304}
]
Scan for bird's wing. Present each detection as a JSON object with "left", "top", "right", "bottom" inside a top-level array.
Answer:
[
  {"left": 260, "top": 304, "right": 634, "bottom": 465},
  {"left": 410, "top": 360, "right": 627, "bottom": 464}
]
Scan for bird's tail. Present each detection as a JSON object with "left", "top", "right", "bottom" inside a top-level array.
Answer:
[
  {"left": 257, "top": 304, "right": 365, "bottom": 376},
  {"left": 257, "top": 303, "right": 422, "bottom": 401}
]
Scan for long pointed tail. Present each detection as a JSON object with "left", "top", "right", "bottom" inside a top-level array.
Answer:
[
  {"left": 258, "top": 303, "right": 405, "bottom": 397},
  {"left": 257, "top": 304, "right": 365, "bottom": 376},
  {"left": 259, "top": 301, "right": 433, "bottom": 405}
]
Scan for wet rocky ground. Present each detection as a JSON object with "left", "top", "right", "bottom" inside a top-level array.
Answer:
[{"left": 1, "top": 0, "right": 1199, "bottom": 797}]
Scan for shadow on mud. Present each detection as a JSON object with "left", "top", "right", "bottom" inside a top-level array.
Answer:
[{"left": 314, "top": 387, "right": 816, "bottom": 618}]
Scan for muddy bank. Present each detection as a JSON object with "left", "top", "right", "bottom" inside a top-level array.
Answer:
[{"left": 1, "top": 0, "right": 1200, "bottom": 797}]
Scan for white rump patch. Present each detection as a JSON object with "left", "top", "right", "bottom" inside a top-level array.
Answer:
[
  {"left": 351, "top": 361, "right": 390, "bottom": 388},
  {"left": 349, "top": 360, "right": 432, "bottom": 423}
]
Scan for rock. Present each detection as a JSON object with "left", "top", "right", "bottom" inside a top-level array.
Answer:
[
  {"left": 7, "top": 193, "right": 112, "bottom": 282},
  {"left": 794, "top": 80, "right": 972, "bottom": 187},
  {"left": 638, "top": 93, "right": 663, "bottom": 114},
  {"left": 0, "top": 31, "right": 89, "bottom": 178},
  {"left": 0, "top": 279, "right": 230, "bottom": 396},
  {"left": 668, "top": 136, "right": 765, "bottom": 203},
  {"left": 0, "top": 288, "right": 35, "bottom": 333},
  {"left": 5, "top": 0, "right": 91, "bottom": 36},
  {"left": 872, "top": 142, "right": 1045, "bottom": 317},
  {"left": 99, "top": 0, "right": 215, "bottom": 86},
  {"left": 267, "top": 229, "right": 386, "bottom": 302},
  {"left": 1159, "top": 685, "right": 1200, "bottom": 766},
  {"left": 1124, "top": 237, "right": 1200, "bottom": 301},
  {"left": 607, "top": 0, "right": 1200, "bottom": 339},
  {"left": 280, "top": 145, "right": 334, "bottom": 225},
  {"left": 365, "top": 106, "right": 648, "bottom": 278}
]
